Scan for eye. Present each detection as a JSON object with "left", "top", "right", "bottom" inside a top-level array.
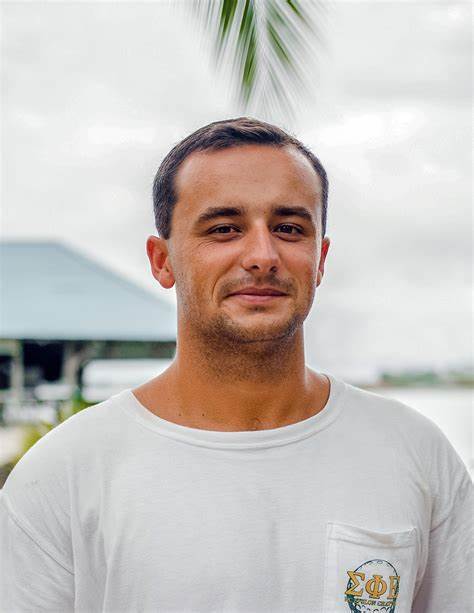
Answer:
[
  {"left": 210, "top": 225, "right": 237, "bottom": 234},
  {"left": 277, "top": 224, "right": 303, "bottom": 235},
  {"left": 209, "top": 224, "right": 303, "bottom": 235}
]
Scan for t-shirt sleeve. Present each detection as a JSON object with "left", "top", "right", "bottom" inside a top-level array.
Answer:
[
  {"left": 411, "top": 419, "right": 473, "bottom": 613},
  {"left": 0, "top": 492, "right": 75, "bottom": 612},
  {"left": 0, "top": 422, "right": 76, "bottom": 612}
]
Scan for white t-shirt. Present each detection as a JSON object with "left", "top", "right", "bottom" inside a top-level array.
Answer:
[{"left": 0, "top": 372, "right": 472, "bottom": 613}]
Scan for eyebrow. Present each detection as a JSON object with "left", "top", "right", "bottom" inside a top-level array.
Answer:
[{"left": 194, "top": 205, "right": 315, "bottom": 228}]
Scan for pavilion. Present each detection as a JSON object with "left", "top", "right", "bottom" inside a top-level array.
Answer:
[{"left": 0, "top": 240, "right": 177, "bottom": 409}]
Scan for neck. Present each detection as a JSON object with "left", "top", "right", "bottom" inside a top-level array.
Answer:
[{"left": 135, "top": 324, "right": 329, "bottom": 431}]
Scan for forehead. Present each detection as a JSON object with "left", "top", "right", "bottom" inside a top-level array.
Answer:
[{"left": 173, "top": 144, "right": 322, "bottom": 221}]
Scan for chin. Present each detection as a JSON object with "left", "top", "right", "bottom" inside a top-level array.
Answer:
[{"left": 228, "top": 318, "right": 301, "bottom": 341}]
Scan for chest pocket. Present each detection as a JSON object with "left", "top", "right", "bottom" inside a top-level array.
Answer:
[{"left": 322, "top": 521, "right": 419, "bottom": 613}]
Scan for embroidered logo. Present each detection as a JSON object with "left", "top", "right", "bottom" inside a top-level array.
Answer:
[{"left": 344, "top": 559, "right": 400, "bottom": 612}]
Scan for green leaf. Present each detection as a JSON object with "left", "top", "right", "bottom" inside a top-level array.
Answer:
[{"left": 192, "top": 0, "right": 324, "bottom": 120}]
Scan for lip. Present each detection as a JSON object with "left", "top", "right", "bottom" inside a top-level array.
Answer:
[
  {"left": 228, "top": 294, "right": 288, "bottom": 304},
  {"left": 228, "top": 287, "right": 287, "bottom": 296}
]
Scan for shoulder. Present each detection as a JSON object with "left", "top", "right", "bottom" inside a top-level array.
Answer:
[
  {"left": 2, "top": 390, "right": 131, "bottom": 499},
  {"left": 341, "top": 381, "right": 444, "bottom": 439},
  {"left": 341, "top": 381, "right": 472, "bottom": 492},
  {"left": 1, "top": 391, "right": 133, "bottom": 565}
]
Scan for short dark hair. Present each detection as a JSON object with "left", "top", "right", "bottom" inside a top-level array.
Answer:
[{"left": 152, "top": 117, "right": 328, "bottom": 239}]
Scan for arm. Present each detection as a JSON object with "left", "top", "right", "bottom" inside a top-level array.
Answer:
[
  {"left": 0, "top": 421, "right": 77, "bottom": 613},
  {"left": 0, "top": 492, "right": 75, "bottom": 612},
  {"left": 411, "top": 431, "right": 473, "bottom": 613}
]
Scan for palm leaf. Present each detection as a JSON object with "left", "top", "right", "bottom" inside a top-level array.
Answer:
[{"left": 191, "top": 0, "right": 326, "bottom": 122}]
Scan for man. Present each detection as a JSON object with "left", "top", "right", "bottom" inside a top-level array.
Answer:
[{"left": 1, "top": 117, "right": 472, "bottom": 612}]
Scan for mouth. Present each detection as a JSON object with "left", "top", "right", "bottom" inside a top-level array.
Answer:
[{"left": 228, "top": 293, "right": 288, "bottom": 304}]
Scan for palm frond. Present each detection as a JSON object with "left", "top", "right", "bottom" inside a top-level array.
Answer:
[{"left": 192, "top": 0, "right": 326, "bottom": 122}]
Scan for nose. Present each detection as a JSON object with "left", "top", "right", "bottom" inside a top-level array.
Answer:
[{"left": 240, "top": 223, "right": 281, "bottom": 273}]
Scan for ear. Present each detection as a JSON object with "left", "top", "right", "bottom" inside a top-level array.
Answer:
[
  {"left": 316, "top": 236, "right": 330, "bottom": 287},
  {"left": 146, "top": 235, "right": 175, "bottom": 289}
]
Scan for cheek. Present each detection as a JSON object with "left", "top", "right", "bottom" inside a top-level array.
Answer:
[
  {"left": 193, "top": 243, "right": 235, "bottom": 280},
  {"left": 189, "top": 240, "right": 234, "bottom": 265},
  {"left": 289, "top": 251, "right": 318, "bottom": 283},
  {"left": 194, "top": 242, "right": 236, "bottom": 266},
  {"left": 180, "top": 262, "right": 215, "bottom": 305}
]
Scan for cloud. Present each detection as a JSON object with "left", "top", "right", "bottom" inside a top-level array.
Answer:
[
  {"left": 319, "top": 2, "right": 471, "bottom": 103},
  {"left": 2, "top": 0, "right": 471, "bottom": 377}
]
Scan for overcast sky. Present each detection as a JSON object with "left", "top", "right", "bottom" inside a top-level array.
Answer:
[{"left": 2, "top": 1, "right": 471, "bottom": 381}]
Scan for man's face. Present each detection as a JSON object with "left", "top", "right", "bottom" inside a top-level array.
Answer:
[{"left": 151, "top": 143, "right": 330, "bottom": 346}]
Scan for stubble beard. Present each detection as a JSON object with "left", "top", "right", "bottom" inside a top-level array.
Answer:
[{"left": 179, "top": 289, "right": 313, "bottom": 383}]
